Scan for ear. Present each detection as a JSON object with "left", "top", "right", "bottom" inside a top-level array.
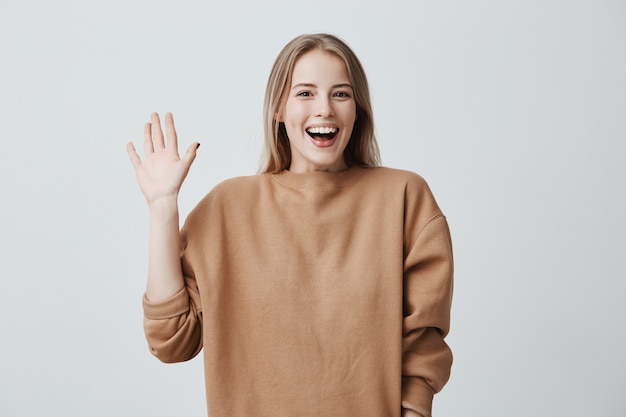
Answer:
[{"left": 275, "top": 111, "right": 284, "bottom": 123}]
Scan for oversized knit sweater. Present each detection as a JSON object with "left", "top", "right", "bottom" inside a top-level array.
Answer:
[{"left": 143, "top": 166, "right": 453, "bottom": 417}]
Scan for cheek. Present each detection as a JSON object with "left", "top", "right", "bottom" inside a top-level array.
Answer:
[
  {"left": 345, "top": 104, "right": 358, "bottom": 126},
  {"left": 282, "top": 102, "right": 304, "bottom": 125},
  {"left": 344, "top": 106, "right": 358, "bottom": 137}
]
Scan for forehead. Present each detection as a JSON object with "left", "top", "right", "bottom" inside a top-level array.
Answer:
[{"left": 290, "top": 49, "right": 350, "bottom": 85}]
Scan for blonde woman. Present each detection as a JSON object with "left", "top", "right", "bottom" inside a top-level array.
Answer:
[{"left": 127, "top": 33, "right": 453, "bottom": 417}]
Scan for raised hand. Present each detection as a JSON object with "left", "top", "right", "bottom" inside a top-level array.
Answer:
[{"left": 127, "top": 112, "right": 199, "bottom": 205}]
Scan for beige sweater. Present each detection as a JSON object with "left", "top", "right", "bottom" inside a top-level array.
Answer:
[{"left": 143, "top": 166, "right": 453, "bottom": 417}]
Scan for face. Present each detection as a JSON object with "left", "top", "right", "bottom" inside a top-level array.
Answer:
[{"left": 280, "top": 49, "right": 356, "bottom": 172}]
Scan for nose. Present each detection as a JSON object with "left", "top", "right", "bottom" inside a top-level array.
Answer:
[{"left": 316, "top": 95, "right": 334, "bottom": 118}]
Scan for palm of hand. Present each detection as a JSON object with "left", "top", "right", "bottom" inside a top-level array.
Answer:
[{"left": 127, "top": 112, "right": 199, "bottom": 204}]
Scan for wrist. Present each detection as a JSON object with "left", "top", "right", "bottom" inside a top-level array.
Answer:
[{"left": 148, "top": 196, "right": 179, "bottom": 221}]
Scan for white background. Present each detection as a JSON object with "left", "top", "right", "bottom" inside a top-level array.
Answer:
[{"left": 1, "top": 0, "right": 625, "bottom": 416}]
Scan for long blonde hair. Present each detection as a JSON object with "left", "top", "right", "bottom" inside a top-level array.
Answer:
[{"left": 260, "top": 33, "right": 381, "bottom": 173}]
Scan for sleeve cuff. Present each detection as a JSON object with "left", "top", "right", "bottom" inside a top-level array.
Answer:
[
  {"left": 402, "top": 402, "right": 432, "bottom": 417},
  {"left": 402, "top": 377, "right": 434, "bottom": 417},
  {"left": 142, "top": 288, "right": 190, "bottom": 319}
]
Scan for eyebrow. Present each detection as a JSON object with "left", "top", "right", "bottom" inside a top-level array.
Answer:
[{"left": 291, "top": 83, "right": 354, "bottom": 91}]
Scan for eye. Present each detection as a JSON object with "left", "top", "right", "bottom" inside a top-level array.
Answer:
[
  {"left": 333, "top": 91, "right": 351, "bottom": 99},
  {"left": 296, "top": 91, "right": 312, "bottom": 97}
]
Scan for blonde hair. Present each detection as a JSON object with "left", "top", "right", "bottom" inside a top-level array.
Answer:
[{"left": 260, "top": 33, "right": 381, "bottom": 173}]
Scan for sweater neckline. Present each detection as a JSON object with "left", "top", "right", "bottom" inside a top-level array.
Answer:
[{"left": 271, "top": 165, "right": 365, "bottom": 188}]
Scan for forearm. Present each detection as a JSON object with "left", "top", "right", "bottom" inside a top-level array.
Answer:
[{"left": 145, "top": 196, "right": 185, "bottom": 302}]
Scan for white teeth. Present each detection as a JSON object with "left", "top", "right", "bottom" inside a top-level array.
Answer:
[{"left": 306, "top": 127, "right": 337, "bottom": 134}]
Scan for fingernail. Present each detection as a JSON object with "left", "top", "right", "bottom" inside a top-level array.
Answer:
[{"left": 196, "top": 143, "right": 201, "bottom": 149}]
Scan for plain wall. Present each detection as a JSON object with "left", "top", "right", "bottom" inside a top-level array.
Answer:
[{"left": 1, "top": 0, "right": 624, "bottom": 415}]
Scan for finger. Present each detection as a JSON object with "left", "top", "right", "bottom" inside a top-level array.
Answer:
[
  {"left": 182, "top": 142, "right": 200, "bottom": 167},
  {"left": 127, "top": 142, "right": 142, "bottom": 169},
  {"left": 151, "top": 112, "right": 165, "bottom": 150},
  {"left": 143, "top": 122, "right": 154, "bottom": 155},
  {"left": 165, "top": 112, "right": 179, "bottom": 156}
]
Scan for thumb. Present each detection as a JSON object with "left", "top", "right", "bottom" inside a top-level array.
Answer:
[{"left": 182, "top": 142, "right": 200, "bottom": 166}]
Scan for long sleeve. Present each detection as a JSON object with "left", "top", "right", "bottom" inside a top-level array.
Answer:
[
  {"left": 401, "top": 212, "right": 454, "bottom": 414},
  {"left": 142, "top": 225, "right": 204, "bottom": 363}
]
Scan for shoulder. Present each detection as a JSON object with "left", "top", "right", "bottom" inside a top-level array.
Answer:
[
  {"left": 359, "top": 166, "right": 433, "bottom": 194},
  {"left": 184, "top": 174, "right": 267, "bottom": 224},
  {"left": 209, "top": 174, "right": 265, "bottom": 197},
  {"left": 363, "top": 167, "right": 442, "bottom": 218}
]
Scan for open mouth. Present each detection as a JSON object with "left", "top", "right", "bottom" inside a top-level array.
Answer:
[{"left": 306, "top": 126, "right": 339, "bottom": 141}]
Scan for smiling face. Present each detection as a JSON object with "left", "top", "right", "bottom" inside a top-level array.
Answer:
[{"left": 280, "top": 49, "right": 357, "bottom": 173}]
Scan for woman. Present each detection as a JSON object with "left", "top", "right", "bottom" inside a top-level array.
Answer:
[{"left": 127, "top": 33, "right": 453, "bottom": 417}]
